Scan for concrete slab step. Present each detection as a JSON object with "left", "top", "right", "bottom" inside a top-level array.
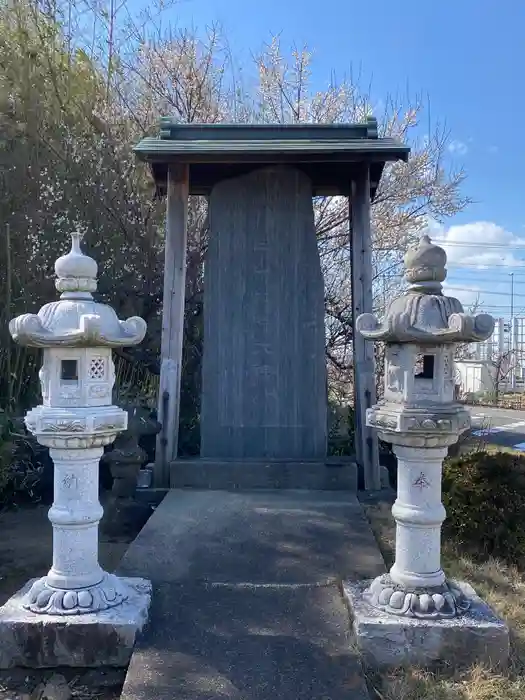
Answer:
[
  {"left": 120, "top": 582, "right": 371, "bottom": 700},
  {"left": 118, "top": 490, "right": 385, "bottom": 586},
  {"left": 117, "top": 490, "right": 386, "bottom": 699}
]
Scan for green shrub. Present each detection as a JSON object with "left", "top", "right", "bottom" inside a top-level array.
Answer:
[
  {"left": 442, "top": 450, "right": 525, "bottom": 566},
  {"left": 0, "top": 412, "right": 45, "bottom": 508}
]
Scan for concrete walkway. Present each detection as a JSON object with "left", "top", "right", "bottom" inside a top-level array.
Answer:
[{"left": 117, "top": 490, "right": 386, "bottom": 700}]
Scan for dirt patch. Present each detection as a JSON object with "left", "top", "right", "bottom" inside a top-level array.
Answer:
[
  {"left": 0, "top": 496, "right": 140, "bottom": 699},
  {"left": 0, "top": 668, "right": 126, "bottom": 699}
]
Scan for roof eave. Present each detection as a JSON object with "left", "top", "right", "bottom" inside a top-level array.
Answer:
[
  {"left": 132, "top": 119, "right": 410, "bottom": 199},
  {"left": 133, "top": 139, "right": 410, "bottom": 164}
]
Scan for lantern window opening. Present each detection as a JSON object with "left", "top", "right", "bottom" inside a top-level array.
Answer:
[
  {"left": 60, "top": 359, "right": 79, "bottom": 383},
  {"left": 414, "top": 353, "right": 435, "bottom": 380}
]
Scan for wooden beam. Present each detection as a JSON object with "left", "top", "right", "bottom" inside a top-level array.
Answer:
[
  {"left": 154, "top": 164, "right": 189, "bottom": 487},
  {"left": 350, "top": 164, "right": 381, "bottom": 491}
]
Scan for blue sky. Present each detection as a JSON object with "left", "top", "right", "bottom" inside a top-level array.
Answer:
[{"left": 165, "top": 0, "right": 525, "bottom": 316}]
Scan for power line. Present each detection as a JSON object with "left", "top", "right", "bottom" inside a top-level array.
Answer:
[
  {"left": 433, "top": 239, "right": 525, "bottom": 250},
  {"left": 374, "top": 241, "right": 525, "bottom": 253},
  {"left": 443, "top": 286, "right": 525, "bottom": 298},
  {"left": 375, "top": 270, "right": 525, "bottom": 283},
  {"left": 376, "top": 262, "right": 525, "bottom": 272},
  {"left": 447, "top": 264, "right": 525, "bottom": 272},
  {"left": 376, "top": 265, "right": 525, "bottom": 275},
  {"left": 446, "top": 276, "right": 525, "bottom": 284}
]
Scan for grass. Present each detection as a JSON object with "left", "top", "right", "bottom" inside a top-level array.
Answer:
[{"left": 364, "top": 496, "right": 525, "bottom": 700}]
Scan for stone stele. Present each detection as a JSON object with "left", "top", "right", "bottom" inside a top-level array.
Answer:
[{"left": 201, "top": 167, "right": 327, "bottom": 461}]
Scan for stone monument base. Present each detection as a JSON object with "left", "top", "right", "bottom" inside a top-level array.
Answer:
[
  {"left": 344, "top": 580, "right": 509, "bottom": 670},
  {"left": 0, "top": 577, "right": 151, "bottom": 669},
  {"left": 169, "top": 457, "right": 360, "bottom": 491}
]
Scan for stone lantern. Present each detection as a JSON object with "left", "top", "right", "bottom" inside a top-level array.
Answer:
[
  {"left": 345, "top": 235, "right": 509, "bottom": 668},
  {"left": 0, "top": 233, "right": 151, "bottom": 669}
]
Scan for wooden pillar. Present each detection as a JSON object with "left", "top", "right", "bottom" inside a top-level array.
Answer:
[
  {"left": 350, "top": 164, "right": 380, "bottom": 491},
  {"left": 154, "top": 164, "right": 189, "bottom": 487}
]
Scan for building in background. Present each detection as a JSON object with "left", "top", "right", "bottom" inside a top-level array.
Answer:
[
  {"left": 455, "top": 358, "right": 495, "bottom": 395},
  {"left": 456, "top": 317, "right": 525, "bottom": 395}
]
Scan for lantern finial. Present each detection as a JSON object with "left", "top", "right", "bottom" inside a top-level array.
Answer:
[
  {"left": 54, "top": 231, "right": 98, "bottom": 296},
  {"left": 403, "top": 234, "right": 447, "bottom": 290}
]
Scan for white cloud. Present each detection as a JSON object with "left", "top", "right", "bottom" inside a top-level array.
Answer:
[
  {"left": 448, "top": 139, "right": 468, "bottom": 156},
  {"left": 488, "top": 145, "right": 499, "bottom": 155},
  {"left": 426, "top": 220, "right": 525, "bottom": 269}
]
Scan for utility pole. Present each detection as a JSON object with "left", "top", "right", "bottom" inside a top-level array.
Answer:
[{"left": 510, "top": 272, "right": 516, "bottom": 389}]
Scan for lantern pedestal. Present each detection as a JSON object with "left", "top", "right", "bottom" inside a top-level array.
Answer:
[
  {"left": 345, "top": 414, "right": 510, "bottom": 672},
  {"left": 0, "top": 577, "right": 151, "bottom": 669},
  {"left": 345, "top": 435, "right": 509, "bottom": 670},
  {"left": 365, "top": 440, "right": 471, "bottom": 619},
  {"left": 0, "top": 410, "right": 153, "bottom": 669},
  {"left": 344, "top": 579, "right": 509, "bottom": 671}
]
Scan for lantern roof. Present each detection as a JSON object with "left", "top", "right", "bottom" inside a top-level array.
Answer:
[
  {"left": 9, "top": 233, "right": 147, "bottom": 348},
  {"left": 356, "top": 235, "right": 495, "bottom": 344}
]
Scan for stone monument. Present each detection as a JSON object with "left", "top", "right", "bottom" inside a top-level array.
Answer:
[
  {"left": 0, "top": 232, "right": 152, "bottom": 668},
  {"left": 344, "top": 235, "right": 510, "bottom": 669},
  {"left": 134, "top": 120, "right": 411, "bottom": 490},
  {"left": 101, "top": 406, "right": 161, "bottom": 537},
  {"left": 201, "top": 167, "right": 327, "bottom": 460}
]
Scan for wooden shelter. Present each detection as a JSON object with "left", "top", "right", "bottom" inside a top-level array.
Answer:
[{"left": 134, "top": 117, "right": 410, "bottom": 490}]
